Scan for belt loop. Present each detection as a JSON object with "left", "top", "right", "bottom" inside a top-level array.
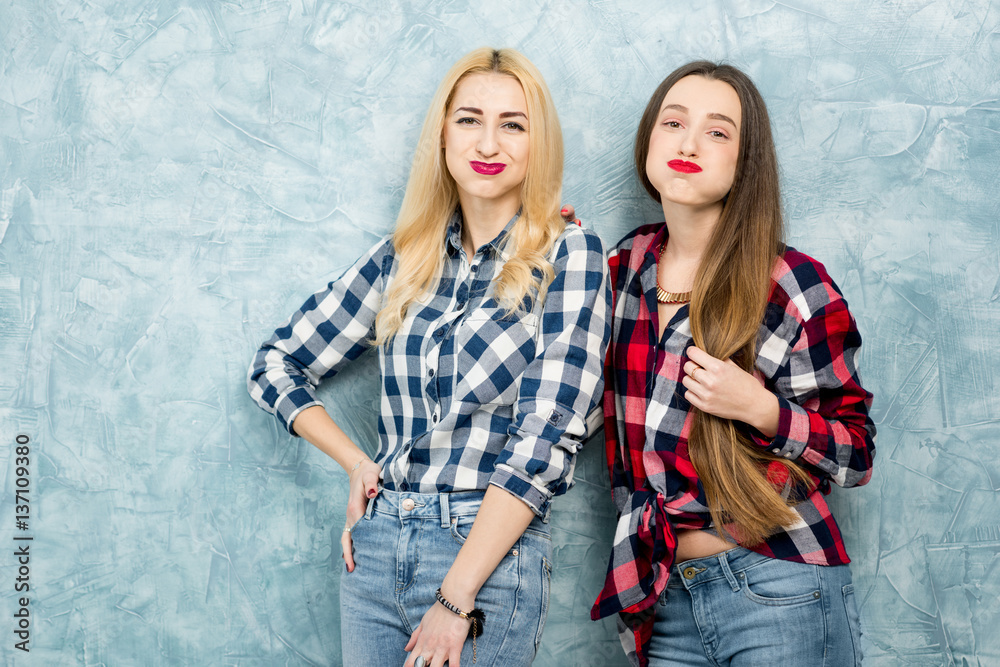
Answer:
[
  {"left": 719, "top": 550, "right": 740, "bottom": 592},
  {"left": 439, "top": 493, "right": 450, "bottom": 528}
]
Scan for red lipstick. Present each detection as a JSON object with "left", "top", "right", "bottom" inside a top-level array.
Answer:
[
  {"left": 668, "top": 160, "right": 702, "bottom": 174},
  {"left": 470, "top": 161, "right": 506, "bottom": 175}
]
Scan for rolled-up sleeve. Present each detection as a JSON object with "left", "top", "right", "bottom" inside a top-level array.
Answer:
[
  {"left": 247, "top": 237, "right": 391, "bottom": 434},
  {"left": 753, "top": 297, "right": 876, "bottom": 488},
  {"left": 490, "top": 226, "right": 612, "bottom": 516},
  {"left": 750, "top": 254, "right": 876, "bottom": 488}
]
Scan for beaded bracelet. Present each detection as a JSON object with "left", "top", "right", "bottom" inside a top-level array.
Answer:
[{"left": 435, "top": 588, "right": 486, "bottom": 663}]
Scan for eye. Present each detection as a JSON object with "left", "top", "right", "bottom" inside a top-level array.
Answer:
[
  {"left": 709, "top": 130, "right": 730, "bottom": 139},
  {"left": 502, "top": 121, "right": 526, "bottom": 132},
  {"left": 662, "top": 120, "right": 682, "bottom": 129},
  {"left": 456, "top": 117, "right": 479, "bottom": 126}
]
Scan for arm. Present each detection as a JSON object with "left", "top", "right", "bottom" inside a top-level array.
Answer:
[
  {"left": 404, "top": 227, "right": 612, "bottom": 666},
  {"left": 292, "top": 406, "right": 381, "bottom": 571},
  {"left": 490, "top": 226, "right": 612, "bottom": 514},
  {"left": 403, "top": 486, "right": 534, "bottom": 667},
  {"left": 247, "top": 238, "right": 389, "bottom": 566},
  {"left": 247, "top": 237, "right": 389, "bottom": 434},
  {"left": 682, "top": 290, "right": 876, "bottom": 488}
]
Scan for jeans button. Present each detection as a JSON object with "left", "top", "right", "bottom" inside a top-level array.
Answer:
[
  {"left": 683, "top": 567, "right": 697, "bottom": 579},
  {"left": 402, "top": 498, "right": 415, "bottom": 511}
]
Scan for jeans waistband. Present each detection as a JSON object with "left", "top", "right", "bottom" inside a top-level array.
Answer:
[
  {"left": 668, "top": 547, "right": 775, "bottom": 591},
  {"left": 368, "top": 488, "right": 486, "bottom": 528}
]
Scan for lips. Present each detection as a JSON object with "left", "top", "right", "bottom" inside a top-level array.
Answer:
[
  {"left": 470, "top": 161, "right": 507, "bottom": 175},
  {"left": 668, "top": 160, "right": 702, "bottom": 174}
]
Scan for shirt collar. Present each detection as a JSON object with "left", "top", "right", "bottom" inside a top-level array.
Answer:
[
  {"left": 645, "top": 223, "right": 669, "bottom": 264},
  {"left": 445, "top": 208, "right": 521, "bottom": 260}
]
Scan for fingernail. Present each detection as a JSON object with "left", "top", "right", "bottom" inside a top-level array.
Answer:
[{"left": 561, "top": 207, "right": 569, "bottom": 214}]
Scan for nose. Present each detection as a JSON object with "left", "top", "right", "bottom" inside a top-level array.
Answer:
[
  {"left": 476, "top": 125, "right": 499, "bottom": 158},
  {"left": 678, "top": 128, "right": 698, "bottom": 157}
]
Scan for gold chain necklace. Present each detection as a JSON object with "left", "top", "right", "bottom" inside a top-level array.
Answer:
[{"left": 656, "top": 242, "right": 692, "bottom": 304}]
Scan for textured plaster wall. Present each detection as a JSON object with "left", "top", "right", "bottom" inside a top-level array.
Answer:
[{"left": 1, "top": 1, "right": 999, "bottom": 665}]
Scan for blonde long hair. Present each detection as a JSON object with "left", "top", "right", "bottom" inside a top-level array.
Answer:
[
  {"left": 374, "top": 48, "right": 565, "bottom": 345},
  {"left": 635, "top": 62, "right": 812, "bottom": 545}
]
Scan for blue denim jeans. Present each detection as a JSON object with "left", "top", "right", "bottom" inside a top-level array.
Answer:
[
  {"left": 646, "top": 547, "right": 863, "bottom": 666},
  {"left": 340, "top": 489, "right": 552, "bottom": 666}
]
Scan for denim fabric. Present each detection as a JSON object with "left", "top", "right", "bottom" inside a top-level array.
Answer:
[
  {"left": 645, "top": 547, "right": 862, "bottom": 666},
  {"left": 340, "top": 489, "right": 552, "bottom": 666}
]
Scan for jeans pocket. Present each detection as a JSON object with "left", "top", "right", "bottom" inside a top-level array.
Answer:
[
  {"left": 449, "top": 516, "right": 473, "bottom": 546},
  {"left": 842, "top": 583, "right": 863, "bottom": 665},
  {"left": 450, "top": 516, "right": 525, "bottom": 555},
  {"left": 740, "top": 560, "right": 823, "bottom": 607}
]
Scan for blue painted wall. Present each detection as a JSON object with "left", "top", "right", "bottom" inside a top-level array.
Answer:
[{"left": 2, "top": 1, "right": 998, "bottom": 664}]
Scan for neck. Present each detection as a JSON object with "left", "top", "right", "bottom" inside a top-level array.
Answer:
[
  {"left": 458, "top": 191, "right": 521, "bottom": 261},
  {"left": 660, "top": 199, "right": 723, "bottom": 263}
]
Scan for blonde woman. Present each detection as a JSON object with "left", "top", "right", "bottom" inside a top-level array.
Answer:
[{"left": 248, "top": 48, "right": 610, "bottom": 667}]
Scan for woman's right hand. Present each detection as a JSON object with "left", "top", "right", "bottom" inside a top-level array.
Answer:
[{"left": 342, "top": 458, "right": 381, "bottom": 572}]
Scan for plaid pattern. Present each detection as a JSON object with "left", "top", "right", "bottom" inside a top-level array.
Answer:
[
  {"left": 248, "top": 212, "right": 611, "bottom": 517},
  {"left": 591, "top": 224, "right": 876, "bottom": 666}
]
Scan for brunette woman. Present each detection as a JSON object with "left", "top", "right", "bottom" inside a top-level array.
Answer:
[
  {"left": 589, "top": 62, "right": 875, "bottom": 666},
  {"left": 248, "top": 48, "right": 610, "bottom": 667}
]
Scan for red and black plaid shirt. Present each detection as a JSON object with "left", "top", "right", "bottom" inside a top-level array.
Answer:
[{"left": 591, "top": 224, "right": 876, "bottom": 666}]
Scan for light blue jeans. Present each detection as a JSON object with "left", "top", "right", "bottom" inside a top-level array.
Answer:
[
  {"left": 340, "top": 489, "right": 552, "bottom": 666},
  {"left": 646, "top": 547, "right": 863, "bottom": 666}
]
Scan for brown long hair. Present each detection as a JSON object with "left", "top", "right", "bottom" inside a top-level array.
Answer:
[
  {"left": 635, "top": 62, "right": 811, "bottom": 545},
  {"left": 374, "top": 48, "right": 565, "bottom": 345}
]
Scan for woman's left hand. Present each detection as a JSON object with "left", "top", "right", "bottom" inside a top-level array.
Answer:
[
  {"left": 682, "top": 346, "right": 779, "bottom": 437},
  {"left": 404, "top": 601, "right": 472, "bottom": 667}
]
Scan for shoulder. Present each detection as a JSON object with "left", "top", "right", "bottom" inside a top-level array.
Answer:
[
  {"left": 555, "top": 220, "right": 606, "bottom": 252},
  {"left": 770, "top": 247, "right": 847, "bottom": 322},
  {"left": 611, "top": 223, "right": 661, "bottom": 254},
  {"left": 608, "top": 223, "right": 661, "bottom": 269},
  {"left": 368, "top": 233, "right": 400, "bottom": 271},
  {"left": 550, "top": 220, "right": 607, "bottom": 261}
]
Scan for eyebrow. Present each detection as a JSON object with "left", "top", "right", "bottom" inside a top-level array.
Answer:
[
  {"left": 453, "top": 106, "right": 527, "bottom": 120},
  {"left": 661, "top": 103, "right": 737, "bottom": 129}
]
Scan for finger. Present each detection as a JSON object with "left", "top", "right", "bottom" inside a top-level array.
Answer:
[
  {"left": 341, "top": 531, "right": 355, "bottom": 572},
  {"left": 363, "top": 469, "right": 380, "bottom": 498},
  {"left": 685, "top": 387, "right": 706, "bottom": 410},
  {"left": 683, "top": 361, "right": 701, "bottom": 382},
  {"left": 686, "top": 346, "right": 718, "bottom": 368},
  {"left": 681, "top": 375, "right": 703, "bottom": 399},
  {"left": 404, "top": 625, "right": 420, "bottom": 652},
  {"left": 448, "top": 646, "right": 461, "bottom": 667},
  {"left": 560, "top": 204, "right": 575, "bottom": 221}
]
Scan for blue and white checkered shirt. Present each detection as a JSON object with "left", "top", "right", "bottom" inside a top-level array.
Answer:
[{"left": 248, "top": 212, "right": 611, "bottom": 517}]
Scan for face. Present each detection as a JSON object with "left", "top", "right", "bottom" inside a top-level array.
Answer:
[
  {"left": 443, "top": 72, "right": 530, "bottom": 212},
  {"left": 645, "top": 75, "right": 741, "bottom": 210}
]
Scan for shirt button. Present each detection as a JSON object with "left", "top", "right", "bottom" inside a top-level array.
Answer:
[
  {"left": 428, "top": 368, "right": 434, "bottom": 377},
  {"left": 772, "top": 448, "right": 780, "bottom": 454},
  {"left": 401, "top": 498, "right": 415, "bottom": 511},
  {"left": 432, "top": 414, "right": 438, "bottom": 424},
  {"left": 435, "top": 328, "right": 445, "bottom": 337}
]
